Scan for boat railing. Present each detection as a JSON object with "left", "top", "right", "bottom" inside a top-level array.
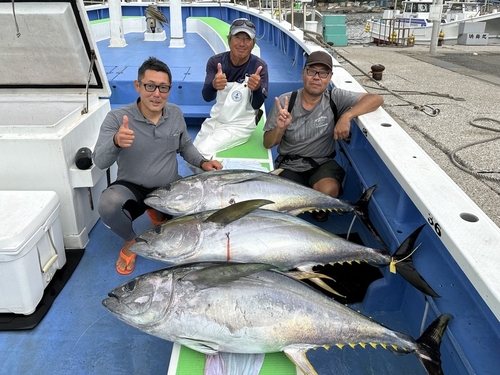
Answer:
[{"left": 372, "top": 18, "right": 415, "bottom": 47}]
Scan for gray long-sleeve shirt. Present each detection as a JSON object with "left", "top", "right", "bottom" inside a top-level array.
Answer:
[{"left": 93, "top": 99, "right": 206, "bottom": 189}]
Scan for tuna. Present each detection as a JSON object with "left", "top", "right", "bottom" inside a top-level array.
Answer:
[
  {"left": 144, "top": 169, "right": 385, "bottom": 246},
  {"left": 102, "top": 262, "right": 452, "bottom": 375},
  {"left": 131, "top": 199, "right": 439, "bottom": 297}
]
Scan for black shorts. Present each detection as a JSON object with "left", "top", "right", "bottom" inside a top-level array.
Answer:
[
  {"left": 278, "top": 159, "right": 345, "bottom": 191},
  {"left": 110, "top": 180, "right": 159, "bottom": 219}
]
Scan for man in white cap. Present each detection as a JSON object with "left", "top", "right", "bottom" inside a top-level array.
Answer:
[
  {"left": 193, "top": 18, "right": 269, "bottom": 163},
  {"left": 263, "top": 50, "right": 383, "bottom": 222}
]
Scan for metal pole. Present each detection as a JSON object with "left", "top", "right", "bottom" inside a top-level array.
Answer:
[{"left": 429, "top": 0, "right": 443, "bottom": 54}]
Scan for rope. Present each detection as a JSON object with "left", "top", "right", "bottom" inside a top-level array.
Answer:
[
  {"left": 449, "top": 117, "right": 500, "bottom": 184},
  {"left": 11, "top": 0, "right": 21, "bottom": 37},
  {"left": 333, "top": 49, "right": 443, "bottom": 117}
]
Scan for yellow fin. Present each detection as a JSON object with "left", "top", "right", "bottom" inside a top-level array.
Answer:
[
  {"left": 336, "top": 343, "right": 344, "bottom": 349},
  {"left": 349, "top": 343, "right": 357, "bottom": 348},
  {"left": 284, "top": 347, "right": 318, "bottom": 375}
]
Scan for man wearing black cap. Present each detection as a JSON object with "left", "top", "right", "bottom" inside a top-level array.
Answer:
[
  {"left": 263, "top": 50, "right": 383, "bottom": 222},
  {"left": 192, "top": 18, "right": 269, "bottom": 163}
]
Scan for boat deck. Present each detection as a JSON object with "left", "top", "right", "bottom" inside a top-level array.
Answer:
[
  {"left": 2, "top": 7, "right": 500, "bottom": 374},
  {"left": 1, "top": 23, "right": 435, "bottom": 375}
]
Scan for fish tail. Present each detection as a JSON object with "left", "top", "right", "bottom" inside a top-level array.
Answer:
[
  {"left": 414, "top": 313, "right": 453, "bottom": 375},
  {"left": 352, "top": 185, "right": 387, "bottom": 248},
  {"left": 391, "top": 225, "right": 440, "bottom": 297}
]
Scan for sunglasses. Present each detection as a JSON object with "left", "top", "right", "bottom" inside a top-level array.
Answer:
[{"left": 231, "top": 19, "right": 256, "bottom": 30}]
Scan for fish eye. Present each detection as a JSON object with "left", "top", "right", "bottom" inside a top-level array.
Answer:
[
  {"left": 124, "top": 280, "right": 137, "bottom": 292},
  {"left": 165, "top": 183, "right": 172, "bottom": 191},
  {"left": 154, "top": 226, "right": 162, "bottom": 234}
]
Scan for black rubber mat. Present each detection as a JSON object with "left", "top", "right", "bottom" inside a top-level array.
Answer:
[{"left": 0, "top": 249, "right": 85, "bottom": 331}]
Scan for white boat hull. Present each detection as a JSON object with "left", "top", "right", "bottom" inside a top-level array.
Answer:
[{"left": 367, "top": 9, "right": 500, "bottom": 45}]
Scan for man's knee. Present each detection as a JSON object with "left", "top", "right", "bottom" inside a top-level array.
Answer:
[
  {"left": 313, "top": 178, "right": 340, "bottom": 198},
  {"left": 98, "top": 187, "right": 137, "bottom": 221}
]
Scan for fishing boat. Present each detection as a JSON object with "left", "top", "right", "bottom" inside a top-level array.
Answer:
[
  {"left": 366, "top": 0, "right": 500, "bottom": 45},
  {"left": 1, "top": 0, "right": 499, "bottom": 374}
]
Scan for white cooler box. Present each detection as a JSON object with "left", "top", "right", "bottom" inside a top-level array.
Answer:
[{"left": 0, "top": 191, "right": 66, "bottom": 315}]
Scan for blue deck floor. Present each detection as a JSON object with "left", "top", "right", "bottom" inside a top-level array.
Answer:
[{"left": 0, "top": 24, "right": 460, "bottom": 375}]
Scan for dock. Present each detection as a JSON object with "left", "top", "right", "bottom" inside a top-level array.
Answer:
[{"left": 333, "top": 43, "right": 500, "bottom": 228}]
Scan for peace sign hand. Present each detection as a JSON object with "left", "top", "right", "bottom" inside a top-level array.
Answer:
[{"left": 276, "top": 96, "right": 292, "bottom": 130}]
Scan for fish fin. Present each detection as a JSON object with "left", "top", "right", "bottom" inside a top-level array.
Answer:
[
  {"left": 392, "top": 225, "right": 440, "bottom": 297},
  {"left": 283, "top": 347, "right": 318, "bottom": 375},
  {"left": 205, "top": 199, "right": 274, "bottom": 226},
  {"left": 285, "top": 270, "right": 334, "bottom": 281},
  {"left": 352, "top": 185, "right": 387, "bottom": 249},
  {"left": 308, "top": 277, "right": 346, "bottom": 298},
  {"left": 414, "top": 313, "right": 453, "bottom": 375},
  {"left": 182, "top": 262, "right": 276, "bottom": 287},
  {"left": 291, "top": 267, "right": 346, "bottom": 298},
  {"left": 269, "top": 168, "right": 284, "bottom": 175}
]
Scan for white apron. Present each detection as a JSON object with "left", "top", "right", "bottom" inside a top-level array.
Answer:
[{"left": 194, "top": 76, "right": 257, "bottom": 159}]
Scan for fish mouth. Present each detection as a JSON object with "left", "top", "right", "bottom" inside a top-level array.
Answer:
[{"left": 102, "top": 293, "right": 119, "bottom": 312}]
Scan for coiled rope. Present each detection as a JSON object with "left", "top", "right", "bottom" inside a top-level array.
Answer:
[{"left": 449, "top": 117, "right": 500, "bottom": 184}]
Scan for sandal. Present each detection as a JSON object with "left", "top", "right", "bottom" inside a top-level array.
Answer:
[
  {"left": 146, "top": 208, "right": 170, "bottom": 226},
  {"left": 116, "top": 248, "right": 137, "bottom": 275}
]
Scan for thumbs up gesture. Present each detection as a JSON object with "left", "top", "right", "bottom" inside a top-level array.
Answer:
[
  {"left": 113, "top": 115, "right": 135, "bottom": 148},
  {"left": 212, "top": 63, "right": 227, "bottom": 91},
  {"left": 247, "top": 65, "right": 262, "bottom": 91}
]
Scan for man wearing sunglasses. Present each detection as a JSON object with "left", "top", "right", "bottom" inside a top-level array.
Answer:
[
  {"left": 192, "top": 18, "right": 269, "bottom": 163},
  {"left": 263, "top": 50, "right": 383, "bottom": 222},
  {"left": 93, "top": 57, "right": 222, "bottom": 275}
]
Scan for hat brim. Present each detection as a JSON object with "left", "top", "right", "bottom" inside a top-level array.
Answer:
[
  {"left": 305, "top": 61, "right": 333, "bottom": 70},
  {"left": 230, "top": 26, "right": 255, "bottom": 39}
]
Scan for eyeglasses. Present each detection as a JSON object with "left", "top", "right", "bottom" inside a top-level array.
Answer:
[
  {"left": 305, "top": 68, "right": 331, "bottom": 79},
  {"left": 231, "top": 19, "right": 256, "bottom": 30},
  {"left": 140, "top": 81, "right": 171, "bottom": 93}
]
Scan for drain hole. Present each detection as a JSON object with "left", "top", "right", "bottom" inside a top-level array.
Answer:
[{"left": 460, "top": 212, "right": 479, "bottom": 222}]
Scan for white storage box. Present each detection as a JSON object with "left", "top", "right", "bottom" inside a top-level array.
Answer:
[{"left": 0, "top": 191, "right": 66, "bottom": 315}]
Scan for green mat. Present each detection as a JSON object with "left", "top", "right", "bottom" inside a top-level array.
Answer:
[
  {"left": 188, "top": 16, "right": 260, "bottom": 54},
  {"left": 174, "top": 345, "right": 298, "bottom": 375},
  {"left": 216, "top": 114, "right": 271, "bottom": 161},
  {"left": 190, "top": 17, "right": 230, "bottom": 43}
]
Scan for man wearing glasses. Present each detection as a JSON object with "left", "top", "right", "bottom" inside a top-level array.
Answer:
[
  {"left": 263, "top": 51, "right": 383, "bottom": 222},
  {"left": 192, "top": 18, "right": 269, "bottom": 162},
  {"left": 93, "top": 57, "right": 222, "bottom": 275}
]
